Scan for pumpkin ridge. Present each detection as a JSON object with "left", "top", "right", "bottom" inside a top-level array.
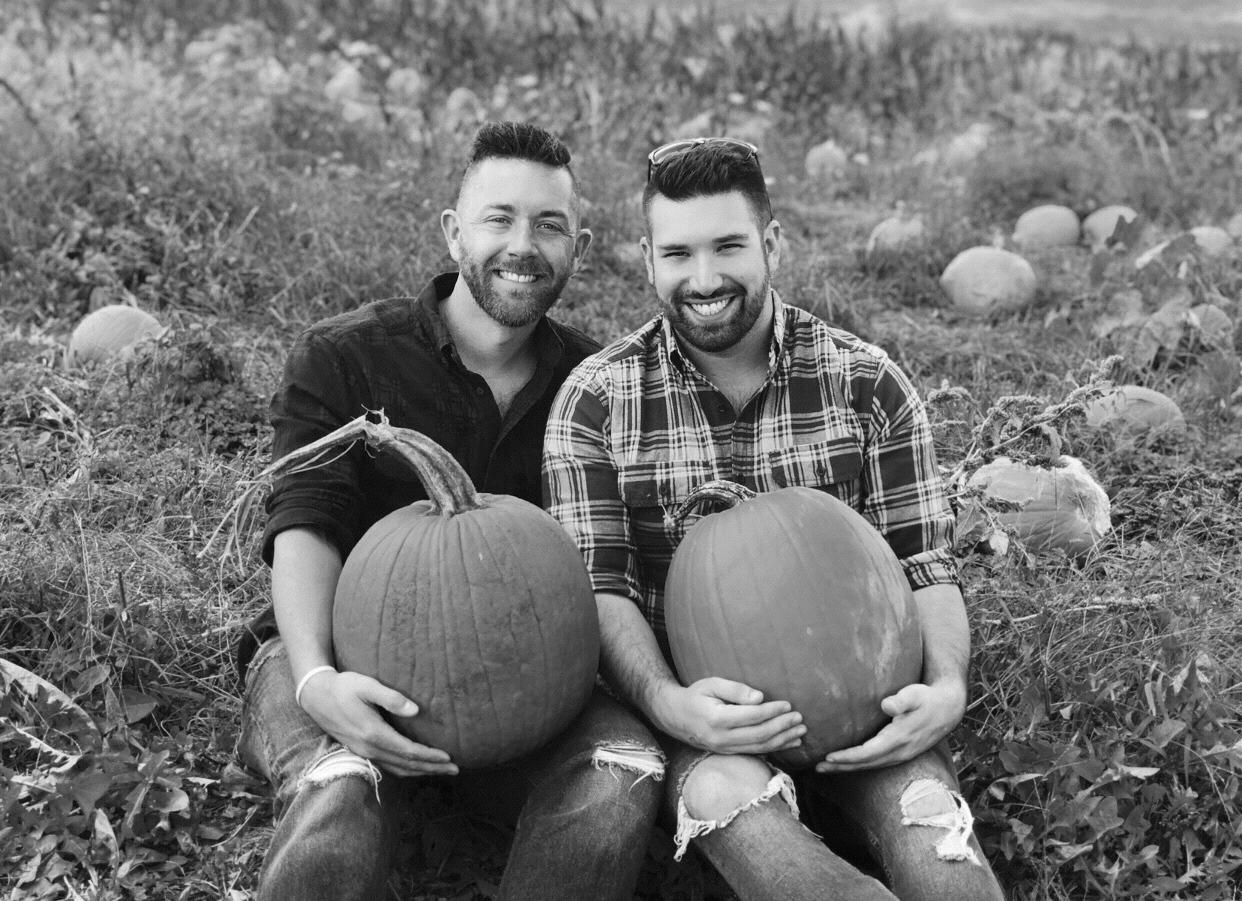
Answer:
[
  {"left": 769, "top": 496, "right": 807, "bottom": 719},
  {"left": 500, "top": 506, "right": 551, "bottom": 722}
]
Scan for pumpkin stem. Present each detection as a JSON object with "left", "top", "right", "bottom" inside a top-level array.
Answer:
[
  {"left": 255, "top": 411, "right": 482, "bottom": 516},
  {"left": 666, "top": 479, "right": 757, "bottom": 529}
]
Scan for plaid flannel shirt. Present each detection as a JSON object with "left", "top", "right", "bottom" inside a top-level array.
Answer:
[{"left": 542, "top": 293, "right": 958, "bottom": 646}]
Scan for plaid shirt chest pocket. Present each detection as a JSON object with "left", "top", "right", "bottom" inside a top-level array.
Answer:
[
  {"left": 617, "top": 458, "right": 717, "bottom": 572},
  {"left": 767, "top": 435, "right": 864, "bottom": 505}
]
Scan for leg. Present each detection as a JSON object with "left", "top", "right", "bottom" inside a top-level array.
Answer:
[
  {"left": 813, "top": 743, "right": 1005, "bottom": 901},
  {"left": 238, "top": 638, "right": 405, "bottom": 901},
  {"left": 496, "top": 689, "right": 664, "bottom": 901},
  {"left": 667, "top": 745, "right": 896, "bottom": 901}
]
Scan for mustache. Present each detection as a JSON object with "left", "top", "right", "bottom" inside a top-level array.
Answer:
[{"left": 491, "top": 261, "right": 551, "bottom": 279}]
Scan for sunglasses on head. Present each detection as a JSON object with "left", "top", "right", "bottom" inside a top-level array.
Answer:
[{"left": 646, "top": 137, "right": 760, "bottom": 181}]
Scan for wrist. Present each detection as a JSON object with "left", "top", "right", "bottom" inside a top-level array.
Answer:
[{"left": 294, "top": 665, "right": 337, "bottom": 709}]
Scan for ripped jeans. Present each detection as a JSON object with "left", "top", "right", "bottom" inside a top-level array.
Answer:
[
  {"left": 238, "top": 638, "right": 664, "bottom": 901},
  {"left": 665, "top": 741, "right": 1005, "bottom": 901}
]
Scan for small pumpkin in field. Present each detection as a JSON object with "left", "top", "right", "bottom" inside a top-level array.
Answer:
[
  {"left": 940, "top": 246, "right": 1037, "bottom": 315},
  {"left": 1012, "top": 204, "right": 1081, "bottom": 249},
  {"left": 1082, "top": 205, "right": 1139, "bottom": 250},
  {"left": 263, "top": 416, "right": 600, "bottom": 769},
  {"left": 866, "top": 214, "right": 925, "bottom": 257},
  {"left": 67, "top": 305, "right": 162, "bottom": 366},
  {"left": 664, "top": 481, "right": 923, "bottom": 770},
  {"left": 965, "top": 456, "right": 1110, "bottom": 558},
  {"left": 1083, "top": 385, "right": 1186, "bottom": 440}
]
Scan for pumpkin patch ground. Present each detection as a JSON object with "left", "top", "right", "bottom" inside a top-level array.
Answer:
[{"left": 3, "top": 4, "right": 1242, "bottom": 901}]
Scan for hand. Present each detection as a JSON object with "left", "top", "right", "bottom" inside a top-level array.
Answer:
[
  {"left": 655, "top": 677, "right": 806, "bottom": 755},
  {"left": 814, "top": 681, "right": 966, "bottom": 774},
  {"left": 299, "top": 670, "right": 458, "bottom": 778}
]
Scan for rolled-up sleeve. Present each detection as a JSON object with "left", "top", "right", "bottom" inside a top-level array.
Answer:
[
  {"left": 261, "top": 333, "right": 366, "bottom": 564},
  {"left": 542, "top": 371, "right": 643, "bottom": 605},
  {"left": 860, "top": 356, "right": 959, "bottom": 591}
]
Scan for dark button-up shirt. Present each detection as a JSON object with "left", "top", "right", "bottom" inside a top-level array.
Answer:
[{"left": 238, "top": 272, "right": 599, "bottom": 674}]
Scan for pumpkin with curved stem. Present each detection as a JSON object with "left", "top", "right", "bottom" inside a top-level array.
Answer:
[
  {"left": 664, "top": 480, "right": 923, "bottom": 770},
  {"left": 261, "top": 414, "right": 601, "bottom": 769}
]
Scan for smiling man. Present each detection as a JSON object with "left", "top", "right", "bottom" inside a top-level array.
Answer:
[
  {"left": 543, "top": 138, "right": 1005, "bottom": 900},
  {"left": 236, "top": 122, "right": 663, "bottom": 901}
]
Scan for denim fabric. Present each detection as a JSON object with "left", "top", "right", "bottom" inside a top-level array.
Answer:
[
  {"left": 663, "top": 740, "right": 1004, "bottom": 901},
  {"left": 239, "top": 638, "right": 662, "bottom": 901}
]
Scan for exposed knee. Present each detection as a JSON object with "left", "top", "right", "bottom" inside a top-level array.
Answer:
[
  {"left": 899, "top": 777, "right": 981, "bottom": 866},
  {"left": 681, "top": 754, "right": 774, "bottom": 822},
  {"left": 299, "top": 748, "right": 382, "bottom": 801}
]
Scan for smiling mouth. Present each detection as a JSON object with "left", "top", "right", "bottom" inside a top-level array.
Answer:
[
  {"left": 496, "top": 269, "right": 539, "bottom": 283},
  {"left": 685, "top": 295, "right": 734, "bottom": 317}
]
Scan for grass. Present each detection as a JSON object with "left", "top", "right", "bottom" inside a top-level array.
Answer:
[{"left": 2, "top": 1, "right": 1241, "bottom": 898}]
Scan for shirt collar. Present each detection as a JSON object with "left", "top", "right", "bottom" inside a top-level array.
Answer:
[
  {"left": 419, "top": 271, "right": 564, "bottom": 370},
  {"left": 659, "top": 289, "right": 788, "bottom": 376}
]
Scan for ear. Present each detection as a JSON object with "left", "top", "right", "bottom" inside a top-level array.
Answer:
[
  {"left": 441, "top": 208, "right": 463, "bottom": 263},
  {"left": 639, "top": 235, "right": 655, "bottom": 286},
  {"left": 763, "top": 218, "right": 782, "bottom": 273},
  {"left": 571, "top": 228, "right": 593, "bottom": 272}
]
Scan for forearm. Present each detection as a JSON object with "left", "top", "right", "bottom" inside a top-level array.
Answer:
[
  {"left": 911, "top": 582, "right": 970, "bottom": 699},
  {"left": 596, "top": 592, "right": 681, "bottom": 729},
  {"left": 271, "top": 526, "right": 344, "bottom": 683}
]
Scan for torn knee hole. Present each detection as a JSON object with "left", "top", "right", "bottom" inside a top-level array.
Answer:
[
  {"left": 590, "top": 742, "right": 665, "bottom": 785},
  {"left": 301, "top": 748, "right": 382, "bottom": 801},
  {"left": 899, "top": 778, "right": 981, "bottom": 866},
  {"left": 673, "top": 760, "right": 799, "bottom": 862}
]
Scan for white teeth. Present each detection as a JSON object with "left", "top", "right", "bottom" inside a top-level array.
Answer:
[
  {"left": 691, "top": 298, "right": 729, "bottom": 316},
  {"left": 496, "top": 271, "right": 536, "bottom": 283}
]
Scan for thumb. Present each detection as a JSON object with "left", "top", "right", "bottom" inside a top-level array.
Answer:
[
  {"left": 701, "top": 677, "right": 764, "bottom": 705},
  {"left": 357, "top": 676, "right": 419, "bottom": 717},
  {"left": 880, "top": 685, "right": 921, "bottom": 718}
]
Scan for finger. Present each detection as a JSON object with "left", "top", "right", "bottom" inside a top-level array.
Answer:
[
  {"left": 711, "top": 701, "right": 798, "bottom": 729},
  {"left": 699, "top": 677, "right": 766, "bottom": 706},
  {"left": 355, "top": 676, "right": 420, "bottom": 718},
  {"left": 728, "top": 725, "right": 809, "bottom": 756},
  {"left": 816, "top": 727, "right": 905, "bottom": 771}
]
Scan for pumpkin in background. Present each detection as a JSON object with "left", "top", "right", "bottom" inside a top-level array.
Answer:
[
  {"left": 964, "top": 455, "right": 1111, "bottom": 558},
  {"left": 664, "top": 481, "right": 923, "bottom": 770},
  {"left": 68, "top": 304, "right": 162, "bottom": 366},
  {"left": 266, "top": 416, "right": 600, "bottom": 769}
]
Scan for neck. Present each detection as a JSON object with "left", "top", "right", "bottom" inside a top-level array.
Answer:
[{"left": 441, "top": 277, "right": 538, "bottom": 373}]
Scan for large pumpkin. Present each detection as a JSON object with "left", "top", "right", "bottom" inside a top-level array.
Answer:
[
  {"left": 268, "top": 416, "right": 600, "bottom": 769},
  {"left": 664, "top": 481, "right": 923, "bottom": 770}
]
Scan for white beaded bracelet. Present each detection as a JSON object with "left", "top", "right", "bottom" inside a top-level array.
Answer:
[{"left": 295, "top": 665, "right": 337, "bottom": 709}]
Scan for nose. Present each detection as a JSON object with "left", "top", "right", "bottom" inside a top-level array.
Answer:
[
  {"left": 506, "top": 220, "right": 536, "bottom": 257},
  {"left": 687, "top": 255, "right": 722, "bottom": 296}
]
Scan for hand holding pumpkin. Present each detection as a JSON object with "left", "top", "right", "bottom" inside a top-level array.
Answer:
[
  {"left": 812, "top": 679, "right": 967, "bottom": 774},
  {"left": 299, "top": 669, "right": 459, "bottom": 778},
  {"left": 655, "top": 676, "right": 807, "bottom": 755}
]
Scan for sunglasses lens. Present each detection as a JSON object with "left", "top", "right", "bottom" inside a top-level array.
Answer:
[{"left": 648, "top": 138, "right": 759, "bottom": 171}]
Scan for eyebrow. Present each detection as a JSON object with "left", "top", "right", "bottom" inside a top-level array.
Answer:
[
  {"left": 478, "top": 203, "right": 571, "bottom": 222},
  {"left": 655, "top": 232, "right": 751, "bottom": 250}
]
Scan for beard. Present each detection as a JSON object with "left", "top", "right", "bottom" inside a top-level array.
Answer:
[
  {"left": 664, "top": 268, "right": 771, "bottom": 354},
  {"left": 457, "top": 250, "right": 570, "bottom": 328}
]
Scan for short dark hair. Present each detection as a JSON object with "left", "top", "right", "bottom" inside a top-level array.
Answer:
[
  {"left": 457, "top": 121, "right": 580, "bottom": 216},
  {"left": 643, "top": 142, "right": 772, "bottom": 229}
]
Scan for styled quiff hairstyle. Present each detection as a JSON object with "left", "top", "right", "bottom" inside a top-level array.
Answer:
[
  {"left": 457, "top": 121, "right": 580, "bottom": 219},
  {"left": 642, "top": 142, "right": 772, "bottom": 229}
]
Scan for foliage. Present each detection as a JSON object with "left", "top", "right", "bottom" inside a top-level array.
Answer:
[{"left": 2, "top": 0, "right": 1241, "bottom": 898}]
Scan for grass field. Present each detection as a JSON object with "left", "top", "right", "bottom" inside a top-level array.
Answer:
[{"left": 2, "top": 1, "right": 1241, "bottom": 898}]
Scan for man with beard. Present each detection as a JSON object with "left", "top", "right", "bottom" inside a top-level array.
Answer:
[
  {"left": 236, "top": 122, "right": 663, "bottom": 901},
  {"left": 543, "top": 139, "right": 1004, "bottom": 900}
]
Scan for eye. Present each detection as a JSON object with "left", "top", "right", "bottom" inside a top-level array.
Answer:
[
  {"left": 484, "top": 215, "right": 511, "bottom": 226},
  {"left": 537, "top": 221, "right": 569, "bottom": 234}
]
